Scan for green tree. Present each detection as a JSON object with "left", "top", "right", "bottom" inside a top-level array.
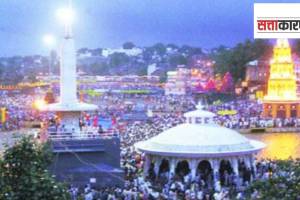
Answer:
[
  {"left": 166, "top": 43, "right": 179, "bottom": 49},
  {"left": 85, "top": 62, "right": 109, "bottom": 75},
  {"left": 122, "top": 42, "right": 135, "bottom": 49},
  {"left": 109, "top": 53, "right": 130, "bottom": 68},
  {"left": 152, "top": 43, "right": 167, "bottom": 56},
  {"left": 1, "top": 65, "right": 24, "bottom": 85},
  {"left": 246, "top": 159, "right": 300, "bottom": 200},
  {"left": 211, "top": 39, "right": 271, "bottom": 82},
  {"left": 0, "top": 136, "right": 70, "bottom": 200},
  {"left": 169, "top": 54, "right": 187, "bottom": 67},
  {"left": 26, "top": 68, "right": 38, "bottom": 83},
  {"left": 179, "top": 45, "right": 202, "bottom": 55}
]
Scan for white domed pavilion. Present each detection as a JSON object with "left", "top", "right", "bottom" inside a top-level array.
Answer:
[{"left": 135, "top": 103, "right": 265, "bottom": 187}]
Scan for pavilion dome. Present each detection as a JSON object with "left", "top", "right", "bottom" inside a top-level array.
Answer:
[
  {"left": 135, "top": 103, "right": 265, "bottom": 157},
  {"left": 184, "top": 103, "right": 216, "bottom": 118}
]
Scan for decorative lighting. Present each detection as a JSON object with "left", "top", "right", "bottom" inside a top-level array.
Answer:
[
  {"left": 42, "top": 34, "right": 56, "bottom": 47},
  {"left": 56, "top": 7, "right": 75, "bottom": 26},
  {"left": 264, "top": 39, "right": 297, "bottom": 101},
  {"left": 33, "top": 99, "right": 47, "bottom": 110}
]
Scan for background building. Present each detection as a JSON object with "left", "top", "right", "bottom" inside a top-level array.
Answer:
[{"left": 262, "top": 39, "right": 300, "bottom": 118}]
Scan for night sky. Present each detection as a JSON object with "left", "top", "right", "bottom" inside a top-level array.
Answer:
[{"left": 0, "top": 0, "right": 299, "bottom": 56}]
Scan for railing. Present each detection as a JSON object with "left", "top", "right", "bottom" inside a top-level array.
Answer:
[
  {"left": 39, "top": 123, "right": 119, "bottom": 141},
  {"left": 48, "top": 132, "right": 117, "bottom": 140}
]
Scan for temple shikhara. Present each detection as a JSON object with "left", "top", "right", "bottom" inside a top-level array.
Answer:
[{"left": 263, "top": 39, "right": 300, "bottom": 118}]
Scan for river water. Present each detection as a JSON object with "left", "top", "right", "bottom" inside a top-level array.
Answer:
[{"left": 244, "top": 133, "right": 300, "bottom": 160}]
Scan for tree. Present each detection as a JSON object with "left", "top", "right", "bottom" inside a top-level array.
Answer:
[
  {"left": 123, "top": 42, "right": 135, "bottom": 49},
  {"left": 26, "top": 68, "right": 38, "bottom": 83},
  {"left": 152, "top": 43, "right": 167, "bottom": 56},
  {"left": 179, "top": 45, "right": 202, "bottom": 56},
  {"left": 211, "top": 39, "right": 272, "bottom": 82},
  {"left": 169, "top": 54, "right": 187, "bottom": 67},
  {"left": 246, "top": 159, "right": 300, "bottom": 200},
  {"left": 1, "top": 65, "right": 24, "bottom": 85},
  {"left": 0, "top": 136, "right": 70, "bottom": 200},
  {"left": 109, "top": 53, "right": 130, "bottom": 68},
  {"left": 84, "top": 62, "right": 110, "bottom": 75},
  {"left": 166, "top": 43, "right": 179, "bottom": 49}
]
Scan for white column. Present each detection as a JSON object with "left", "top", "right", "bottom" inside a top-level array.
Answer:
[
  {"left": 230, "top": 157, "right": 239, "bottom": 177},
  {"left": 143, "top": 154, "right": 151, "bottom": 178},
  {"left": 169, "top": 158, "right": 177, "bottom": 180},
  {"left": 60, "top": 37, "right": 78, "bottom": 105},
  {"left": 243, "top": 155, "right": 251, "bottom": 169},
  {"left": 210, "top": 158, "right": 220, "bottom": 191},
  {"left": 209, "top": 159, "right": 220, "bottom": 181},
  {"left": 230, "top": 157, "right": 241, "bottom": 187},
  {"left": 250, "top": 154, "right": 257, "bottom": 179},
  {"left": 189, "top": 159, "right": 198, "bottom": 181}
]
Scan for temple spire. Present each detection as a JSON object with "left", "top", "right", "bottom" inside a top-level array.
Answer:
[{"left": 264, "top": 38, "right": 297, "bottom": 101}]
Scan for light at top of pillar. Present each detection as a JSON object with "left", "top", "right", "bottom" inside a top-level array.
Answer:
[
  {"left": 56, "top": 7, "right": 75, "bottom": 26},
  {"left": 43, "top": 34, "right": 57, "bottom": 48}
]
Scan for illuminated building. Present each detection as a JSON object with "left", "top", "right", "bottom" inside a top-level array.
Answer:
[
  {"left": 262, "top": 39, "right": 300, "bottom": 118},
  {"left": 164, "top": 64, "right": 215, "bottom": 95},
  {"left": 165, "top": 66, "right": 189, "bottom": 95},
  {"left": 245, "top": 60, "right": 269, "bottom": 87}
]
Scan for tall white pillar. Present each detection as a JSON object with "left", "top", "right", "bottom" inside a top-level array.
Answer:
[{"left": 60, "top": 37, "right": 78, "bottom": 105}]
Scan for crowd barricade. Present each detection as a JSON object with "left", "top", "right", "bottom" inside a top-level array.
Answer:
[{"left": 46, "top": 130, "right": 117, "bottom": 140}]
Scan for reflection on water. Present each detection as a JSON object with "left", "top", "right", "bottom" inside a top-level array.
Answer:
[{"left": 244, "top": 133, "right": 300, "bottom": 160}]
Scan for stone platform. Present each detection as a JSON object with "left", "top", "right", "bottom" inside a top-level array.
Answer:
[{"left": 49, "top": 136, "right": 124, "bottom": 187}]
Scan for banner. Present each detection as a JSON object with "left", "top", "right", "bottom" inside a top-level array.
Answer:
[
  {"left": 1, "top": 107, "right": 6, "bottom": 123},
  {"left": 217, "top": 110, "right": 237, "bottom": 116}
]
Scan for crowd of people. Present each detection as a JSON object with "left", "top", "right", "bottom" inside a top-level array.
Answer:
[
  {"left": 210, "top": 100, "right": 300, "bottom": 129},
  {"left": 1, "top": 89, "right": 300, "bottom": 199},
  {"left": 65, "top": 156, "right": 284, "bottom": 199},
  {"left": 3, "top": 91, "right": 300, "bottom": 133},
  {"left": 0, "top": 93, "right": 45, "bottom": 131},
  {"left": 0, "top": 92, "right": 195, "bottom": 131}
]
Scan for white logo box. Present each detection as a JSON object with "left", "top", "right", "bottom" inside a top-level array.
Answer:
[{"left": 254, "top": 3, "right": 300, "bottom": 38}]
